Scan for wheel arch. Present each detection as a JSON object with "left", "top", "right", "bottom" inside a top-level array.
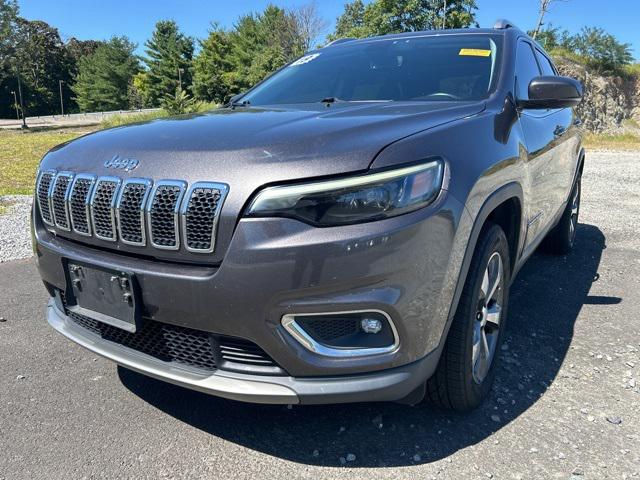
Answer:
[{"left": 435, "top": 182, "right": 525, "bottom": 359}]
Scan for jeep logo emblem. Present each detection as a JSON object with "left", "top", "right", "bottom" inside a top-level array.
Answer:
[{"left": 104, "top": 155, "right": 139, "bottom": 172}]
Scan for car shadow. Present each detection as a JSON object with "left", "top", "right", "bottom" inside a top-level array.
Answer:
[{"left": 119, "top": 223, "right": 610, "bottom": 467}]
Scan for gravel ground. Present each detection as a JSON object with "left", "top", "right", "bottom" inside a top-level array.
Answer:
[
  {"left": 0, "top": 151, "right": 639, "bottom": 479},
  {"left": 0, "top": 195, "right": 32, "bottom": 263}
]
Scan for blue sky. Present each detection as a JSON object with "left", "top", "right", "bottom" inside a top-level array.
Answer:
[{"left": 18, "top": 0, "right": 640, "bottom": 60}]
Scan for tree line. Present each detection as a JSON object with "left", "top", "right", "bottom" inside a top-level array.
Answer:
[{"left": 0, "top": 0, "right": 635, "bottom": 119}]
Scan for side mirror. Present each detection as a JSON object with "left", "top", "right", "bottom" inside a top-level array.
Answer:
[{"left": 518, "top": 76, "right": 583, "bottom": 109}]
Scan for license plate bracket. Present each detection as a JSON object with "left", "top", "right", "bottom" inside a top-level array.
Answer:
[{"left": 65, "top": 261, "right": 140, "bottom": 333}]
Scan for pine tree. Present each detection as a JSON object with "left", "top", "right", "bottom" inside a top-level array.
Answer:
[
  {"left": 72, "top": 37, "right": 140, "bottom": 112},
  {"left": 143, "top": 20, "right": 194, "bottom": 107},
  {"left": 192, "top": 25, "right": 233, "bottom": 103}
]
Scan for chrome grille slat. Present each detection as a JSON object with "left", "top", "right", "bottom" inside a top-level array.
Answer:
[
  {"left": 116, "top": 179, "right": 152, "bottom": 246},
  {"left": 181, "top": 182, "right": 229, "bottom": 253},
  {"left": 36, "top": 170, "right": 56, "bottom": 226},
  {"left": 51, "top": 172, "right": 74, "bottom": 231},
  {"left": 147, "top": 180, "right": 186, "bottom": 250},
  {"left": 90, "top": 177, "right": 121, "bottom": 241},
  {"left": 68, "top": 174, "right": 96, "bottom": 236}
]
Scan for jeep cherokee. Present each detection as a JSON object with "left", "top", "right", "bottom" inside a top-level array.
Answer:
[{"left": 32, "top": 20, "right": 584, "bottom": 410}]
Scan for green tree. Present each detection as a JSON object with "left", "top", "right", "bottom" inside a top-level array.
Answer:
[
  {"left": 143, "top": 20, "right": 194, "bottom": 106},
  {"left": 330, "top": 0, "right": 477, "bottom": 40},
  {"left": 0, "top": 0, "right": 19, "bottom": 118},
  {"left": 571, "top": 27, "right": 633, "bottom": 74},
  {"left": 11, "top": 18, "right": 75, "bottom": 116},
  {"left": 225, "top": 5, "right": 306, "bottom": 94},
  {"left": 72, "top": 37, "right": 140, "bottom": 112},
  {"left": 192, "top": 25, "right": 233, "bottom": 103}
]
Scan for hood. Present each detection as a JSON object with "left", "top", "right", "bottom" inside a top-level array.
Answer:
[
  {"left": 39, "top": 101, "right": 484, "bottom": 264},
  {"left": 42, "top": 101, "right": 484, "bottom": 184}
]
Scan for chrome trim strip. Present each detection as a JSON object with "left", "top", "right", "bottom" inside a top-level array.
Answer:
[
  {"left": 47, "top": 301, "right": 299, "bottom": 404},
  {"left": 51, "top": 171, "right": 75, "bottom": 231},
  {"left": 180, "top": 182, "right": 229, "bottom": 254},
  {"left": 36, "top": 169, "right": 57, "bottom": 226},
  {"left": 146, "top": 180, "right": 186, "bottom": 251},
  {"left": 116, "top": 178, "right": 153, "bottom": 247},
  {"left": 281, "top": 309, "right": 400, "bottom": 358},
  {"left": 89, "top": 176, "right": 122, "bottom": 242},
  {"left": 68, "top": 174, "right": 97, "bottom": 237}
]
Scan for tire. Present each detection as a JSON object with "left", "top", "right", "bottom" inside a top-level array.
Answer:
[
  {"left": 426, "top": 223, "right": 511, "bottom": 412},
  {"left": 542, "top": 175, "right": 581, "bottom": 255}
]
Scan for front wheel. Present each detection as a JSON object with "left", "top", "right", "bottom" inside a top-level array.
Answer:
[{"left": 426, "top": 223, "right": 510, "bottom": 411}]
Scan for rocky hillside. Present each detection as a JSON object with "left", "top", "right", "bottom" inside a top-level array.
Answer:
[{"left": 554, "top": 57, "right": 640, "bottom": 133}]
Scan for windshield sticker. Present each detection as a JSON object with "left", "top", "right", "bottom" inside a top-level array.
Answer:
[
  {"left": 459, "top": 48, "right": 491, "bottom": 57},
  {"left": 290, "top": 53, "right": 321, "bottom": 66}
]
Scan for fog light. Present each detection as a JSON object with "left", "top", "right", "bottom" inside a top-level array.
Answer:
[{"left": 361, "top": 318, "right": 383, "bottom": 334}]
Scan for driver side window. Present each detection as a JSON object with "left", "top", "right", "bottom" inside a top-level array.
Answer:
[{"left": 515, "top": 41, "right": 542, "bottom": 101}]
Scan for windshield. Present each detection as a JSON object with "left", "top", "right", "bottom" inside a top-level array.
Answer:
[{"left": 242, "top": 33, "right": 503, "bottom": 106}]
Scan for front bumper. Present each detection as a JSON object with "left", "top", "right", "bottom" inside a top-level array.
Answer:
[
  {"left": 48, "top": 300, "right": 438, "bottom": 404},
  {"left": 35, "top": 189, "right": 470, "bottom": 388}
]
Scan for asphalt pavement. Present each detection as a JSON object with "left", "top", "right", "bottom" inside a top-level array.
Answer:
[{"left": 1, "top": 151, "right": 639, "bottom": 479}]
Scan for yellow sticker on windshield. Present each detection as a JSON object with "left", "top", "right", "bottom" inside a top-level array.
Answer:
[{"left": 459, "top": 48, "right": 491, "bottom": 57}]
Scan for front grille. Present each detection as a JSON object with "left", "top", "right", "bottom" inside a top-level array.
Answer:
[
  {"left": 148, "top": 182, "right": 185, "bottom": 249},
  {"left": 69, "top": 175, "right": 95, "bottom": 236},
  {"left": 117, "top": 180, "right": 151, "bottom": 246},
  {"left": 90, "top": 178, "right": 120, "bottom": 241},
  {"left": 36, "top": 171, "right": 228, "bottom": 255},
  {"left": 183, "top": 183, "right": 226, "bottom": 253},
  {"left": 51, "top": 173, "right": 73, "bottom": 230},
  {"left": 37, "top": 171, "right": 55, "bottom": 225}
]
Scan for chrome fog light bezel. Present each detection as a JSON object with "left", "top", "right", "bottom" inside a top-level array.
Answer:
[{"left": 281, "top": 309, "right": 399, "bottom": 358}]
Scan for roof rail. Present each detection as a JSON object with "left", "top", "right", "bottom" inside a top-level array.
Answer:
[
  {"left": 493, "top": 19, "right": 518, "bottom": 30},
  {"left": 324, "top": 37, "right": 356, "bottom": 47}
]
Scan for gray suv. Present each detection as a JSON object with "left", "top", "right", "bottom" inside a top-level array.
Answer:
[{"left": 32, "top": 21, "right": 583, "bottom": 410}]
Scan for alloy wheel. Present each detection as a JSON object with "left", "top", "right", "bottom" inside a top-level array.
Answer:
[
  {"left": 569, "top": 181, "right": 580, "bottom": 246},
  {"left": 472, "top": 251, "right": 503, "bottom": 384}
]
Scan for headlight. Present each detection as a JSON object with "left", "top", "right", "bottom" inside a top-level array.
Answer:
[{"left": 246, "top": 160, "right": 444, "bottom": 226}]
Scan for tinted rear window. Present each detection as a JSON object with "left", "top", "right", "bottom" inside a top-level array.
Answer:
[{"left": 243, "top": 34, "right": 503, "bottom": 105}]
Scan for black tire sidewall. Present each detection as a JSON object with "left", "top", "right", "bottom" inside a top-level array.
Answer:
[{"left": 461, "top": 224, "right": 511, "bottom": 405}]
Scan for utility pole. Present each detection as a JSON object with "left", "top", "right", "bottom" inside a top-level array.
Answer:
[
  {"left": 178, "top": 67, "right": 184, "bottom": 91},
  {"left": 10, "top": 91, "right": 19, "bottom": 119},
  {"left": 59, "top": 80, "right": 64, "bottom": 116},
  {"left": 16, "top": 69, "right": 27, "bottom": 129},
  {"left": 442, "top": 0, "right": 447, "bottom": 29}
]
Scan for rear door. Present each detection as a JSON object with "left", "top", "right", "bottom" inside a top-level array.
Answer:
[{"left": 515, "top": 39, "right": 571, "bottom": 248}]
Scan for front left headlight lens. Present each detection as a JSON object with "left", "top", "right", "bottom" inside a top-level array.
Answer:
[{"left": 246, "top": 159, "right": 444, "bottom": 226}]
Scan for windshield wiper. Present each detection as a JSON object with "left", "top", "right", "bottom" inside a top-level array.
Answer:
[
  {"left": 320, "top": 97, "right": 346, "bottom": 104},
  {"left": 230, "top": 99, "right": 250, "bottom": 108}
]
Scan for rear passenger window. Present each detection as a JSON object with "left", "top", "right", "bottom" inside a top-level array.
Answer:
[
  {"left": 536, "top": 50, "right": 556, "bottom": 76},
  {"left": 515, "top": 41, "right": 541, "bottom": 100}
]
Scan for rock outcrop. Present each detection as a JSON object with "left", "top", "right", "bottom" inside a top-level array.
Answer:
[{"left": 553, "top": 58, "right": 640, "bottom": 133}]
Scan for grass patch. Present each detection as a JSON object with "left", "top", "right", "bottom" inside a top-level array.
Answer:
[
  {"left": 100, "top": 110, "right": 168, "bottom": 129},
  {"left": 0, "top": 129, "right": 86, "bottom": 195},
  {"left": 584, "top": 132, "right": 640, "bottom": 150}
]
